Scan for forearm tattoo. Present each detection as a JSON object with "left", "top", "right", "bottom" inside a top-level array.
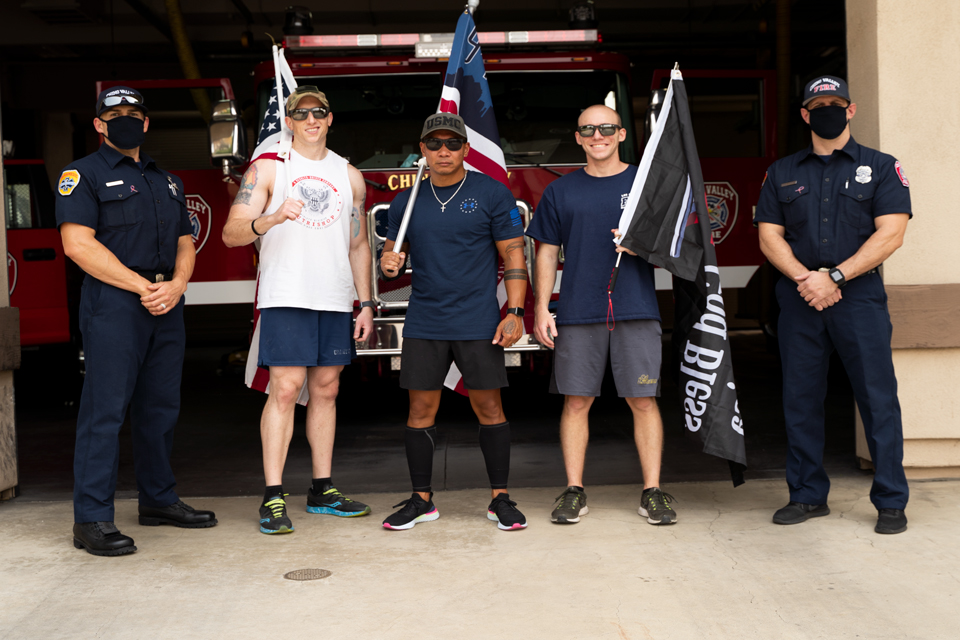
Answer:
[
  {"left": 504, "top": 240, "right": 525, "bottom": 256},
  {"left": 233, "top": 164, "right": 258, "bottom": 206},
  {"left": 504, "top": 268, "right": 527, "bottom": 281}
]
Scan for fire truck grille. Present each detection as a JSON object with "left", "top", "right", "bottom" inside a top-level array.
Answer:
[{"left": 379, "top": 286, "right": 412, "bottom": 302}]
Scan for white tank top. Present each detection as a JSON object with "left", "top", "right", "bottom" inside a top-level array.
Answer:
[{"left": 257, "top": 148, "right": 355, "bottom": 311}]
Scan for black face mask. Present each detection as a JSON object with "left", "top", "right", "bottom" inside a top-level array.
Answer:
[
  {"left": 807, "top": 105, "right": 849, "bottom": 140},
  {"left": 102, "top": 115, "right": 146, "bottom": 150}
]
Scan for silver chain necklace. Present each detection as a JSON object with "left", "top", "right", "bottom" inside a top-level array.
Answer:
[{"left": 430, "top": 172, "right": 468, "bottom": 212}]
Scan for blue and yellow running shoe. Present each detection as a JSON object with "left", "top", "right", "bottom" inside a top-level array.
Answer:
[
  {"left": 306, "top": 486, "right": 371, "bottom": 517},
  {"left": 260, "top": 495, "right": 294, "bottom": 534}
]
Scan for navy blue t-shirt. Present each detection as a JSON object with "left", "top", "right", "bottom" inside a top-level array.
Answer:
[
  {"left": 387, "top": 172, "right": 523, "bottom": 340},
  {"left": 754, "top": 137, "right": 912, "bottom": 270},
  {"left": 526, "top": 166, "right": 660, "bottom": 325}
]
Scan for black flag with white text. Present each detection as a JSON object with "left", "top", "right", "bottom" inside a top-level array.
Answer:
[{"left": 616, "top": 68, "right": 747, "bottom": 485}]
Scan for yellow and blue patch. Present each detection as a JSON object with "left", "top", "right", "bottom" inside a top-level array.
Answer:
[{"left": 58, "top": 169, "right": 81, "bottom": 196}]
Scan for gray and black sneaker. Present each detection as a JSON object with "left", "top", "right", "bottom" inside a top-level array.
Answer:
[
  {"left": 259, "top": 494, "right": 294, "bottom": 534},
  {"left": 551, "top": 486, "right": 588, "bottom": 524},
  {"left": 306, "top": 486, "right": 371, "bottom": 517},
  {"left": 639, "top": 487, "right": 677, "bottom": 525}
]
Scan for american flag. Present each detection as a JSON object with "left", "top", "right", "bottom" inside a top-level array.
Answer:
[
  {"left": 244, "top": 46, "right": 308, "bottom": 403},
  {"left": 251, "top": 46, "right": 297, "bottom": 163}
]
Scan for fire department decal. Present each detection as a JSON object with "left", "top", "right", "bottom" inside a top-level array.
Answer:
[
  {"left": 895, "top": 161, "right": 909, "bottom": 187},
  {"left": 186, "top": 194, "right": 211, "bottom": 253},
  {"left": 291, "top": 175, "right": 343, "bottom": 229},
  {"left": 704, "top": 181, "right": 739, "bottom": 245},
  {"left": 58, "top": 170, "right": 80, "bottom": 196},
  {"left": 7, "top": 252, "right": 16, "bottom": 296}
]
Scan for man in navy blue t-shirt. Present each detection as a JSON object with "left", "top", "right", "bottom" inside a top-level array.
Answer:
[
  {"left": 526, "top": 104, "right": 677, "bottom": 526},
  {"left": 378, "top": 113, "right": 529, "bottom": 531}
]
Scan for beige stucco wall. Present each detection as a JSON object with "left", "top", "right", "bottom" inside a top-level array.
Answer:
[
  {"left": 847, "top": 0, "right": 960, "bottom": 472},
  {"left": 0, "top": 107, "right": 17, "bottom": 494}
]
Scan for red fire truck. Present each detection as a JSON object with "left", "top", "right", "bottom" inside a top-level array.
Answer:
[
  {"left": 3, "top": 158, "right": 71, "bottom": 347},
  {"left": 91, "top": 27, "right": 773, "bottom": 363}
]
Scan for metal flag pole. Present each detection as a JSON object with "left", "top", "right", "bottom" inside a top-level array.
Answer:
[
  {"left": 608, "top": 252, "right": 623, "bottom": 294},
  {"left": 392, "top": 156, "right": 428, "bottom": 250}
]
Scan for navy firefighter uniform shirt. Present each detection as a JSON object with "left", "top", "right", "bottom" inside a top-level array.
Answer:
[
  {"left": 55, "top": 142, "right": 192, "bottom": 275},
  {"left": 753, "top": 136, "right": 912, "bottom": 267}
]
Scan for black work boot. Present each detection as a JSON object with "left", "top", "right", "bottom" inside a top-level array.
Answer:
[
  {"left": 73, "top": 522, "right": 137, "bottom": 556},
  {"left": 138, "top": 500, "right": 218, "bottom": 528}
]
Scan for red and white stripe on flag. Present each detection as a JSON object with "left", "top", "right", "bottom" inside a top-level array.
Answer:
[{"left": 244, "top": 45, "right": 309, "bottom": 403}]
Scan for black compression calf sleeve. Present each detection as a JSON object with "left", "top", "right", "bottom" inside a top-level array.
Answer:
[
  {"left": 405, "top": 426, "right": 437, "bottom": 492},
  {"left": 478, "top": 421, "right": 511, "bottom": 490}
]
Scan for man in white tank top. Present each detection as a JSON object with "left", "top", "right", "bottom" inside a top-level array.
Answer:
[{"left": 223, "top": 86, "right": 373, "bottom": 534}]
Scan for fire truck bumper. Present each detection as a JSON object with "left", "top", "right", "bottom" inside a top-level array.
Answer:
[{"left": 354, "top": 317, "right": 544, "bottom": 369}]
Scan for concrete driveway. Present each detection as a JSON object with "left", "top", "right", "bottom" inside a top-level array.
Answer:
[{"left": 1, "top": 476, "right": 957, "bottom": 639}]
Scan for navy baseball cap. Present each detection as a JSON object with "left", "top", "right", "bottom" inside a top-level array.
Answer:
[
  {"left": 96, "top": 86, "right": 148, "bottom": 117},
  {"left": 802, "top": 76, "right": 850, "bottom": 107}
]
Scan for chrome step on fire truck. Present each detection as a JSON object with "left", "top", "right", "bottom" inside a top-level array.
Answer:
[{"left": 91, "top": 20, "right": 773, "bottom": 370}]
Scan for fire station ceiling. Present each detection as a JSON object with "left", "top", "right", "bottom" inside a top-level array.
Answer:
[{"left": 3, "top": 1, "right": 844, "bottom": 67}]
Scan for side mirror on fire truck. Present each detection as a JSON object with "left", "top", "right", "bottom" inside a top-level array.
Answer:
[{"left": 208, "top": 99, "right": 248, "bottom": 176}]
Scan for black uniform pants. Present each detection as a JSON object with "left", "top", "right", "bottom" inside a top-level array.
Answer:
[
  {"left": 776, "top": 271, "right": 908, "bottom": 510},
  {"left": 74, "top": 277, "right": 184, "bottom": 523}
]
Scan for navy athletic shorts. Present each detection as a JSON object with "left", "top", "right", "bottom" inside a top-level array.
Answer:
[{"left": 257, "top": 307, "right": 356, "bottom": 367}]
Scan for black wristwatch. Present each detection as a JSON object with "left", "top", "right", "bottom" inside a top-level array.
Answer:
[
  {"left": 505, "top": 307, "right": 525, "bottom": 317},
  {"left": 828, "top": 267, "right": 846, "bottom": 288},
  {"left": 359, "top": 300, "right": 376, "bottom": 311}
]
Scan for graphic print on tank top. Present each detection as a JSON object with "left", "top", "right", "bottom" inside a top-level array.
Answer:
[{"left": 291, "top": 175, "right": 343, "bottom": 229}]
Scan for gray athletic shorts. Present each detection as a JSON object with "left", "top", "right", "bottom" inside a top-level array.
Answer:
[{"left": 550, "top": 320, "right": 662, "bottom": 398}]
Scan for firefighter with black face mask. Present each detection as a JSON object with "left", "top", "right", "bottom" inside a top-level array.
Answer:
[
  {"left": 754, "top": 75, "right": 912, "bottom": 535},
  {"left": 55, "top": 86, "right": 217, "bottom": 556}
]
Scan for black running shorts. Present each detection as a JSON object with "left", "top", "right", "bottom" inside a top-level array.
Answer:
[{"left": 400, "top": 338, "right": 508, "bottom": 390}]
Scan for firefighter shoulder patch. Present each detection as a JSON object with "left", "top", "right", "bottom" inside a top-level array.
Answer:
[
  {"left": 58, "top": 170, "right": 81, "bottom": 196},
  {"left": 895, "top": 160, "right": 909, "bottom": 187}
]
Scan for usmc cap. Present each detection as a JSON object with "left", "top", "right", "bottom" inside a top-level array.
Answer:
[
  {"left": 96, "top": 86, "right": 148, "bottom": 117},
  {"left": 802, "top": 76, "right": 850, "bottom": 107},
  {"left": 421, "top": 113, "right": 467, "bottom": 139}
]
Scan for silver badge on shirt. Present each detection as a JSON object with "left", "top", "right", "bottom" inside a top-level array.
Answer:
[{"left": 855, "top": 165, "right": 872, "bottom": 184}]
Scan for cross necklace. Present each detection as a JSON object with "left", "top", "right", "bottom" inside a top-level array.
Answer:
[{"left": 430, "top": 172, "right": 467, "bottom": 212}]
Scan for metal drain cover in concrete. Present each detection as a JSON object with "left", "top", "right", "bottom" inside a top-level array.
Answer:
[{"left": 283, "top": 568, "right": 331, "bottom": 581}]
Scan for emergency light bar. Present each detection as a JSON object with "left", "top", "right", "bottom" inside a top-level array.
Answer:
[{"left": 286, "top": 29, "right": 598, "bottom": 57}]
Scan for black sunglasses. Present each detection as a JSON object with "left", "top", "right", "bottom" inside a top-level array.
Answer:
[
  {"left": 289, "top": 106, "right": 330, "bottom": 121},
  {"left": 577, "top": 124, "right": 622, "bottom": 137},
  {"left": 422, "top": 138, "right": 467, "bottom": 151}
]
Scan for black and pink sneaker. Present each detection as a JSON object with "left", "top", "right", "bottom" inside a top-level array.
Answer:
[
  {"left": 382, "top": 492, "right": 439, "bottom": 530},
  {"left": 487, "top": 493, "right": 527, "bottom": 531}
]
